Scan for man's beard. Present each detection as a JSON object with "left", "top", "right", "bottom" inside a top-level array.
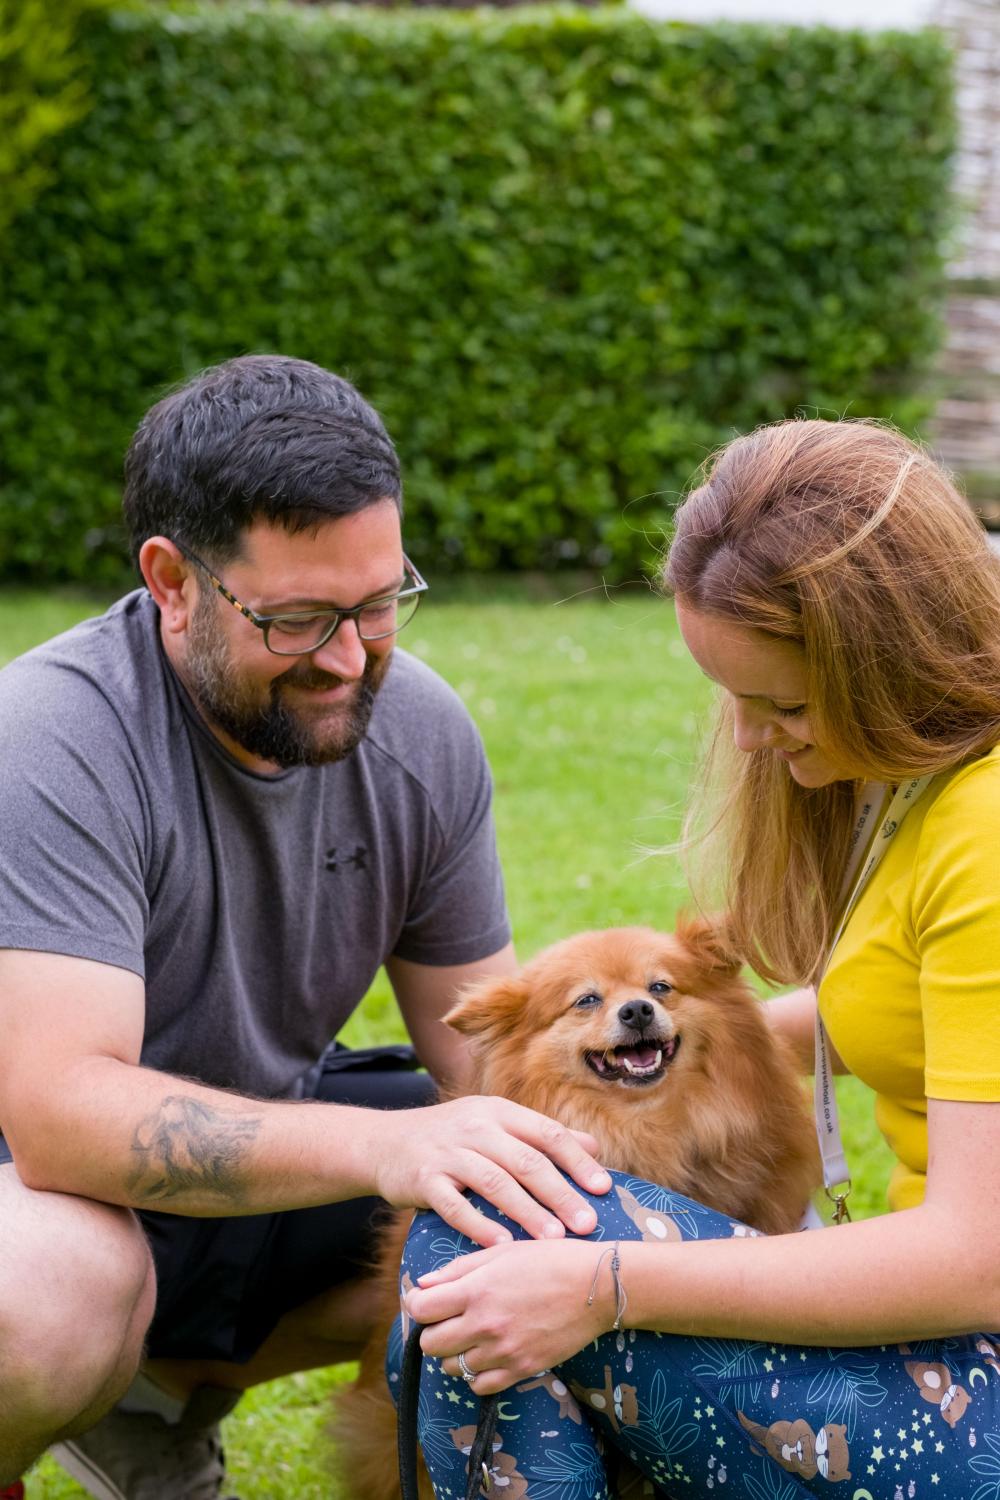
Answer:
[{"left": 184, "top": 594, "right": 390, "bottom": 768}]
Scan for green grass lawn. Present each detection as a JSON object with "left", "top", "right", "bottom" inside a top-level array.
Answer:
[{"left": 0, "top": 581, "right": 894, "bottom": 1498}]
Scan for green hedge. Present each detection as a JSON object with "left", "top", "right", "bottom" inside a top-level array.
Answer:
[
  {"left": 1, "top": 3, "right": 954, "bottom": 583},
  {"left": 0, "top": 0, "right": 121, "bottom": 240}
]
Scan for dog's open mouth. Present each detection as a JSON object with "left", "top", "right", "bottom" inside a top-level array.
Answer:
[{"left": 584, "top": 1037, "right": 679, "bottom": 1086}]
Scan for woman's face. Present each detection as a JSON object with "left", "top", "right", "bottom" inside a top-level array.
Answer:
[{"left": 675, "top": 600, "right": 859, "bottom": 788}]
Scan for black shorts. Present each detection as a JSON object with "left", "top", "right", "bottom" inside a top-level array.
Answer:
[{"left": 0, "top": 1043, "right": 436, "bottom": 1364}]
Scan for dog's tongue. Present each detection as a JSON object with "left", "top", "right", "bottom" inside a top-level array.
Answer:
[{"left": 620, "top": 1045, "right": 659, "bottom": 1068}]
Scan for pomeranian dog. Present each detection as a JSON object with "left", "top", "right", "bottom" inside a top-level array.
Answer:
[{"left": 333, "top": 919, "right": 820, "bottom": 1500}]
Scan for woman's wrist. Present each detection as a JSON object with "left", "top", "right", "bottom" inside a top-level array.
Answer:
[
  {"left": 583, "top": 1238, "right": 629, "bottom": 1334},
  {"left": 614, "top": 1240, "right": 674, "bottom": 1333}
]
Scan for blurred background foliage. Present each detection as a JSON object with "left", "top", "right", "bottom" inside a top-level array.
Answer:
[
  {"left": 1, "top": 2, "right": 954, "bottom": 586},
  {"left": 0, "top": 0, "right": 119, "bottom": 239}
]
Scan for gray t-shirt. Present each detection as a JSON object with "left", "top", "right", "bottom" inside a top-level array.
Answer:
[{"left": 0, "top": 590, "right": 510, "bottom": 1098}]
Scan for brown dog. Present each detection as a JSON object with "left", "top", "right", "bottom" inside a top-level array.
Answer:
[{"left": 333, "top": 919, "right": 820, "bottom": 1500}]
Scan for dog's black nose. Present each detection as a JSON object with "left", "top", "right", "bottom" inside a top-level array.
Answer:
[{"left": 618, "top": 999, "right": 655, "bottom": 1030}]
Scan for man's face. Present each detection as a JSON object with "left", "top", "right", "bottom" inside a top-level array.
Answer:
[{"left": 181, "top": 503, "right": 403, "bottom": 771}]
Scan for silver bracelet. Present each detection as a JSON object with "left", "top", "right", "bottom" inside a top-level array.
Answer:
[{"left": 586, "top": 1239, "right": 628, "bottom": 1332}]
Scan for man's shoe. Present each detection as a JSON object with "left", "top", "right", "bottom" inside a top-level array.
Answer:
[{"left": 50, "top": 1386, "right": 241, "bottom": 1500}]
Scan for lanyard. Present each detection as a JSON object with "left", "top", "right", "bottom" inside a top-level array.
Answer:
[{"left": 812, "top": 775, "right": 933, "bottom": 1222}]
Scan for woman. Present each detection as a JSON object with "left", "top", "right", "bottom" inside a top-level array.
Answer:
[{"left": 399, "top": 418, "right": 1000, "bottom": 1498}]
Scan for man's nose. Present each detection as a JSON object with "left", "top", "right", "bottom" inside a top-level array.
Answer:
[{"left": 309, "top": 617, "right": 369, "bottom": 680}]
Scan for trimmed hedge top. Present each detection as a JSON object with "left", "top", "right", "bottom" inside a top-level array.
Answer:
[{"left": 2, "top": 3, "right": 954, "bottom": 582}]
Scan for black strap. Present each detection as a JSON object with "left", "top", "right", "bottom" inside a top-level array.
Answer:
[
  {"left": 396, "top": 1321, "right": 502, "bottom": 1500},
  {"left": 464, "top": 1394, "right": 500, "bottom": 1499},
  {"left": 397, "top": 1322, "right": 426, "bottom": 1500}
]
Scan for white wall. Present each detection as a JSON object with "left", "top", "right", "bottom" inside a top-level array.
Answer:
[{"left": 629, "top": 0, "right": 936, "bottom": 29}]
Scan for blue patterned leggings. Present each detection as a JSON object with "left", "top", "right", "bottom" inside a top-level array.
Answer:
[{"left": 386, "top": 1170, "right": 1000, "bottom": 1500}]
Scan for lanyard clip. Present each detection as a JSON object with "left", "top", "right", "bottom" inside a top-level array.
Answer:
[{"left": 825, "top": 1180, "right": 852, "bottom": 1225}]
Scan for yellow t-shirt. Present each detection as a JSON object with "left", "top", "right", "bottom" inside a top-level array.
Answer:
[{"left": 820, "top": 746, "right": 1000, "bottom": 1212}]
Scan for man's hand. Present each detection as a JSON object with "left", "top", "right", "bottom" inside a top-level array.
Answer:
[{"left": 372, "top": 1095, "right": 611, "bottom": 1245}]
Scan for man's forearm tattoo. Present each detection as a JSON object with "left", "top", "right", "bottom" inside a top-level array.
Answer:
[{"left": 127, "top": 1094, "right": 263, "bottom": 1204}]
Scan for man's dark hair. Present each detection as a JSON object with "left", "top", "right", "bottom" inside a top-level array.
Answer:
[{"left": 123, "top": 355, "right": 402, "bottom": 565}]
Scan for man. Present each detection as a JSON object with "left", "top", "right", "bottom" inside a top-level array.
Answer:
[{"left": 0, "top": 356, "right": 608, "bottom": 1497}]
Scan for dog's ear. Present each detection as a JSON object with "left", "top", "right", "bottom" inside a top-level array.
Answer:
[
  {"left": 673, "top": 912, "right": 743, "bottom": 976},
  {"left": 444, "top": 975, "right": 529, "bottom": 1039}
]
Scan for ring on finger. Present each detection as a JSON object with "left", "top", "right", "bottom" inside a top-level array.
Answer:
[{"left": 457, "top": 1351, "right": 477, "bottom": 1385}]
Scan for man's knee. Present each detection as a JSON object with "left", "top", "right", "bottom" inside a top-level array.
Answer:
[{"left": 0, "top": 1168, "right": 155, "bottom": 1436}]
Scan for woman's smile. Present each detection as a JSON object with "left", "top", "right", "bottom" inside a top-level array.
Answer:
[{"left": 674, "top": 600, "right": 860, "bottom": 787}]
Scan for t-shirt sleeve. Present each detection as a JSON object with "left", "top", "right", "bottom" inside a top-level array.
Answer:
[
  {"left": 912, "top": 761, "right": 1000, "bottom": 1102},
  {"left": 385, "top": 669, "right": 510, "bottom": 967},
  {"left": 0, "top": 661, "right": 149, "bottom": 977}
]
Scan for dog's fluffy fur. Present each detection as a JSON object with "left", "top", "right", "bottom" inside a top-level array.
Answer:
[{"left": 333, "top": 920, "right": 820, "bottom": 1500}]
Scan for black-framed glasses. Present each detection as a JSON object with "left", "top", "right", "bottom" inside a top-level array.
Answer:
[{"left": 174, "top": 540, "right": 428, "bottom": 657}]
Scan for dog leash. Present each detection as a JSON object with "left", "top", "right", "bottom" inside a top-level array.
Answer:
[
  {"left": 397, "top": 1321, "right": 426, "bottom": 1500},
  {"left": 464, "top": 1394, "right": 501, "bottom": 1499},
  {"left": 398, "top": 1321, "right": 501, "bottom": 1499}
]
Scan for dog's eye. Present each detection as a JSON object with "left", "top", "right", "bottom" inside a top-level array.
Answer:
[
  {"left": 648, "top": 980, "right": 673, "bottom": 996},
  {"left": 574, "top": 992, "right": 602, "bottom": 1009}
]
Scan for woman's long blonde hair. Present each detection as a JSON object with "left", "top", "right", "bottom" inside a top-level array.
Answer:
[{"left": 664, "top": 418, "right": 1000, "bottom": 985}]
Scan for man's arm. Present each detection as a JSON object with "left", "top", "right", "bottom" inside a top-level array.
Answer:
[
  {"left": 386, "top": 942, "right": 518, "bottom": 1094},
  {"left": 0, "top": 949, "right": 609, "bottom": 1242}
]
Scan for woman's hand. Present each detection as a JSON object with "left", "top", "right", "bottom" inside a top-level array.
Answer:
[{"left": 404, "top": 1238, "right": 616, "bottom": 1394}]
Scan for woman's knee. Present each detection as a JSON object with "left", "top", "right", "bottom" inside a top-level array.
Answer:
[{"left": 401, "top": 1169, "right": 745, "bottom": 1285}]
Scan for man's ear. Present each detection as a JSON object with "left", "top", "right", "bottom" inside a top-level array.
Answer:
[
  {"left": 673, "top": 912, "right": 743, "bottom": 976},
  {"left": 444, "top": 975, "right": 529, "bottom": 1040},
  {"left": 139, "top": 537, "right": 197, "bottom": 636}
]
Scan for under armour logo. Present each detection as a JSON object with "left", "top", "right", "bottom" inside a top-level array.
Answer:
[{"left": 324, "top": 845, "right": 368, "bottom": 873}]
